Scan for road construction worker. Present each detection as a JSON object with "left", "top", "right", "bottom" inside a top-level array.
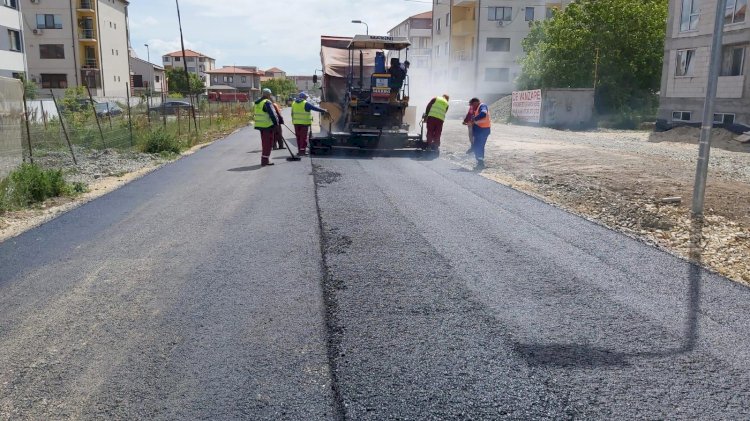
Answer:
[
  {"left": 463, "top": 101, "right": 478, "bottom": 154},
  {"left": 271, "top": 101, "right": 286, "bottom": 150},
  {"left": 469, "top": 97, "right": 491, "bottom": 170},
  {"left": 254, "top": 88, "right": 279, "bottom": 167},
  {"left": 422, "top": 94, "right": 450, "bottom": 153},
  {"left": 292, "top": 92, "right": 328, "bottom": 156}
]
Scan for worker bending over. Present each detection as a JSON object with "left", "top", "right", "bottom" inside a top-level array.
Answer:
[
  {"left": 272, "top": 101, "right": 285, "bottom": 150},
  {"left": 469, "top": 97, "right": 491, "bottom": 170},
  {"left": 291, "top": 92, "right": 327, "bottom": 156},
  {"left": 423, "top": 94, "right": 450, "bottom": 153},
  {"left": 254, "top": 88, "right": 279, "bottom": 167}
]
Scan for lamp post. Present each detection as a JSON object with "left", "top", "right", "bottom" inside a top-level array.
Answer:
[
  {"left": 145, "top": 43, "right": 152, "bottom": 107},
  {"left": 351, "top": 20, "right": 368, "bottom": 35}
]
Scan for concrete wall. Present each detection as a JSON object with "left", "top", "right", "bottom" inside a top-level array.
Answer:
[
  {"left": 97, "top": 0, "right": 130, "bottom": 98},
  {"left": 0, "top": 77, "right": 24, "bottom": 178},
  {"left": 541, "top": 88, "right": 595, "bottom": 129}
]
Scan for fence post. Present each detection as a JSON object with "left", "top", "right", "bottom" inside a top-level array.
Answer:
[
  {"left": 50, "top": 89, "right": 77, "bottom": 165},
  {"left": 86, "top": 85, "right": 107, "bottom": 148},
  {"left": 125, "top": 82, "right": 133, "bottom": 147},
  {"left": 162, "top": 93, "right": 167, "bottom": 128},
  {"left": 177, "top": 108, "right": 181, "bottom": 136},
  {"left": 22, "top": 90, "right": 34, "bottom": 164},
  {"left": 40, "top": 99, "right": 47, "bottom": 130}
]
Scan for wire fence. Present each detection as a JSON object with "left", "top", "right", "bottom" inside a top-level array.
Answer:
[
  {"left": 0, "top": 77, "right": 24, "bottom": 178},
  {"left": 19, "top": 85, "right": 254, "bottom": 167}
]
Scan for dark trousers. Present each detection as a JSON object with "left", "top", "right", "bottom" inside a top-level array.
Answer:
[
  {"left": 426, "top": 116, "right": 444, "bottom": 147},
  {"left": 295, "top": 124, "right": 310, "bottom": 153},
  {"left": 273, "top": 125, "right": 284, "bottom": 149},
  {"left": 259, "top": 128, "right": 274, "bottom": 165},
  {"left": 472, "top": 126, "right": 491, "bottom": 162}
]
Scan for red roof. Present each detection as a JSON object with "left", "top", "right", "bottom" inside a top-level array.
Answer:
[
  {"left": 163, "top": 49, "right": 214, "bottom": 59},
  {"left": 265, "top": 67, "right": 285, "bottom": 73},
  {"left": 412, "top": 11, "right": 432, "bottom": 19},
  {"left": 206, "top": 66, "right": 263, "bottom": 75}
]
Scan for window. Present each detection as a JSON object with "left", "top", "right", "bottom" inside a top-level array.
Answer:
[
  {"left": 223, "top": 75, "right": 233, "bottom": 83},
  {"left": 437, "top": 18, "right": 441, "bottom": 33},
  {"left": 485, "top": 67, "right": 510, "bottom": 82},
  {"left": 489, "top": 7, "right": 512, "bottom": 21},
  {"left": 8, "top": 29, "right": 21, "bottom": 52},
  {"left": 4, "top": 0, "right": 18, "bottom": 9},
  {"left": 525, "top": 7, "right": 535, "bottom": 21},
  {"left": 725, "top": 0, "right": 747, "bottom": 24},
  {"left": 487, "top": 37, "right": 511, "bottom": 52},
  {"left": 446, "top": 13, "right": 450, "bottom": 27},
  {"left": 40, "top": 44, "right": 65, "bottom": 59},
  {"left": 680, "top": 0, "right": 700, "bottom": 31},
  {"left": 721, "top": 45, "right": 745, "bottom": 76},
  {"left": 212, "top": 76, "right": 218, "bottom": 83},
  {"left": 546, "top": 7, "right": 556, "bottom": 19},
  {"left": 672, "top": 111, "right": 691, "bottom": 121},
  {"left": 175, "top": 56, "right": 181, "bottom": 62},
  {"left": 41, "top": 74, "right": 68, "bottom": 89},
  {"left": 241, "top": 76, "right": 247, "bottom": 83},
  {"left": 435, "top": 45, "right": 440, "bottom": 56},
  {"left": 675, "top": 49, "right": 695, "bottom": 76},
  {"left": 36, "top": 14, "right": 63, "bottom": 29},
  {"left": 713, "top": 113, "right": 736, "bottom": 124},
  {"left": 155, "top": 75, "right": 161, "bottom": 83},
  {"left": 187, "top": 57, "right": 195, "bottom": 62}
]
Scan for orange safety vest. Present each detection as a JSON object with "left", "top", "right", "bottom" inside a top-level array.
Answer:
[{"left": 474, "top": 104, "right": 491, "bottom": 129}]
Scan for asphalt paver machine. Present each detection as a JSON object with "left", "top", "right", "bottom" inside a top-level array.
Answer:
[{"left": 310, "top": 35, "right": 424, "bottom": 153}]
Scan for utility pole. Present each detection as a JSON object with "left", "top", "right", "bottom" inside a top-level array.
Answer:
[
  {"left": 175, "top": 0, "right": 198, "bottom": 132},
  {"left": 593, "top": 48, "right": 600, "bottom": 89},
  {"left": 691, "top": 0, "right": 728, "bottom": 217}
]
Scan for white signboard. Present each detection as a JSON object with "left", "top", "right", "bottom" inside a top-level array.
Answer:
[{"left": 511, "top": 89, "right": 543, "bottom": 123}]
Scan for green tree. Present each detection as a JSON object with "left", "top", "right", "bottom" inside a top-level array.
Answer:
[
  {"left": 518, "top": 0, "right": 668, "bottom": 113},
  {"left": 261, "top": 78, "right": 298, "bottom": 100},
  {"left": 166, "top": 67, "right": 205, "bottom": 95}
]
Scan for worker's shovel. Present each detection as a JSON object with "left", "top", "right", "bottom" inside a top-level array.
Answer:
[{"left": 279, "top": 132, "right": 301, "bottom": 162}]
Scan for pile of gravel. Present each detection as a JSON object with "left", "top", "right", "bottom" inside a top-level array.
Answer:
[
  {"left": 489, "top": 95, "right": 512, "bottom": 123},
  {"left": 34, "top": 146, "right": 163, "bottom": 185}
]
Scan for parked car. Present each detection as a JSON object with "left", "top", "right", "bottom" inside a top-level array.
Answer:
[
  {"left": 149, "top": 100, "right": 194, "bottom": 115},
  {"left": 94, "top": 101, "right": 123, "bottom": 117}
]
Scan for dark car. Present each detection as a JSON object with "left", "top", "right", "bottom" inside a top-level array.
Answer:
[
  {"left": 94, "top": 101, "right": 123, "bottom": 117},
  {"left": 149, "top": 100, "right": 194, "bottom": 115}
]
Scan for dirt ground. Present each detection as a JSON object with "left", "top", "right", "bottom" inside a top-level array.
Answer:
[{"left": 441, "top": 121, "right": 750, "bottom": 285}]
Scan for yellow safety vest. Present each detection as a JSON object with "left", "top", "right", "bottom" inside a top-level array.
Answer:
[
  {"left": 254, "top": 99, "right": 273, "bottom": 128},
  {"left": 292, "top": 101, "right": 313, "bottom": 125},
  {"left": 427, "top": 96, "right": 449, "bottom": 121}
]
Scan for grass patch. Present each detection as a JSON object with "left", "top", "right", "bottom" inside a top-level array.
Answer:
[
  {"left": 139, "top": 129, "right": 182, "bottom": 154},
  {"left": 0, "top": 163, "right": 82, "bottom": 213}
]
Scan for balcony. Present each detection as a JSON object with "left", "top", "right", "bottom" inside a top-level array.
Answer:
[
  {"left": 454, "top": 0, "right": 476, "bottom": 5},
  {"left": 77, "top": 0, "right": 95, "bottom": 12},
  {"left": 79, "top": 29, "right": 97, "bottom": 42},
  {"left": 81, "top": 57, "right": 98, "bottom": 69},
  {"left": 452, "top": 19, "right": 476, "bottom": 37},
  {"left": 451, "top": 50, "right": 474, "bottom": 62},
  {"left": 81, "top": 69, "right": 101, "bottom": 89}
]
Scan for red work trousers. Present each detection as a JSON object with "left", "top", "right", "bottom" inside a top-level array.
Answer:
[
  {"left": 295, "top": 124, "right": 310, "bottom": 153},
  {"left": 426, "top": 116, "right": 444, "bottom": 147},
  {"left": 259, "top": 128, "right": 274, "bottom": 165}
]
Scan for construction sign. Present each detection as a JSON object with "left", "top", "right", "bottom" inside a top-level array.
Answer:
[{"left": 511, "top": 89, "right": 542, "bottom": 123}]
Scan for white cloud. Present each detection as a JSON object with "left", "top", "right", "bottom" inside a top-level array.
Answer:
[{"left": 128, "top": 0, "right": 431, "bottom": 73}]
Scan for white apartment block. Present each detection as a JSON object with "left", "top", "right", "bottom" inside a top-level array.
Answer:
[
  {"left": 431, "top": 0, "right": 570, "bottom": 101},
  {"left": 657, "top": 0, "right": 748, "bottom": 128},
  {"left": 387, "top": 11, "right": 432, "bottom": 98},
  {"left": 21, "top": 0, "right": 130, "bottom": 98},
  {"left": 0, "top": 0, "right": 26, "bottom": 78},
  {"left": 162, "top": 49, "right": 216, "bottom": 88}
]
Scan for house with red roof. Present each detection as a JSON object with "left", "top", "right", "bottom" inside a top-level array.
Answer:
[{"left": 162, "top": 49, "right": 216, "bottom": 87}]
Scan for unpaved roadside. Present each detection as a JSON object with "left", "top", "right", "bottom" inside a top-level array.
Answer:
[{"left": 441, "top": 121, "right": 750, "bottom": 285}]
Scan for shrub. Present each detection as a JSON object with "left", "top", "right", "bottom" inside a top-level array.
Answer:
[
  {"left": 140, "top": 129, "right": 182, "bottom": 154},
  {"left": 0, "top": 163, "right": 78, "bottom": 212}
]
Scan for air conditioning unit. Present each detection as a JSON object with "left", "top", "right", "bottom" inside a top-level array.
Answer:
[
  {"left": 497, "top": 20, "right": 506, "bottom": 27},
  {"left": 32, "top": 29, "right": 43, "bottom": 35}
]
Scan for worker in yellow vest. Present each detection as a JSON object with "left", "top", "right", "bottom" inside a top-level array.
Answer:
[
  {"left": 253, "top": 88, "right": 279, "bottom": 167},
  {"left": 422, "top": 94, "right": 450, "bottom": 153},
  {"left": 469, "top": 97, "right": 491, "bottom": 170},
  {"left": 291, "top": 92, "right": 328, "bottom": 156}
]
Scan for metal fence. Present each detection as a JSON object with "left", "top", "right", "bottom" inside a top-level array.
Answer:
[
  {"left": 0, "top": 77, "right": 24, "bottom": 178},
  {"left": 18, "top": 84, "right": 253, "bottom": 166}
]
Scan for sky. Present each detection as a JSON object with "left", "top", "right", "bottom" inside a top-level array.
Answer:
[{"left": 128, "top": 0, "right": 432, "bottom": 75}]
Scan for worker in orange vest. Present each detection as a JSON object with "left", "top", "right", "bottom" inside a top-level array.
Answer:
[
  {"left": 271, "top": 101, "right": 286, "bottom": 150},
  {"left": 469, "top": 97, "right": 491, "bottom": 170}
]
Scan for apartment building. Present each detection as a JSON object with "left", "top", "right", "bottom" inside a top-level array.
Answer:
[
  {"left": 206, "top": 66, "right": 262, "bottom": 97},
  {"left": 288, "top": 75, "right": 319, "bottom": 96},
  {"left": 387, "top": 11, "right": 432, "bottom": 97},
  {"left": 657, "top": 0, "right": 748, "bottom": 128},
  {"left": 21, "top": 0, "right": 130, "bottom": 98},
  {"left": 431, "top": 0, "right": 570, "bottom": 100},
  {"left": 162, "top": 49, "right": 215, "bottom": 87},
  {"left": 1, "top": 0, "right": 26, "bottom": 79}
]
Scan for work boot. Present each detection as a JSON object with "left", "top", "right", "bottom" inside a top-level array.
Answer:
[
  {"left": 465, "top": 147, "right": 473, "bottom": 154},
  {"left": 261, "top": 162, "right": 275, "bottom": 167},
  {"left": 474, "top": 160, "right": 485, "bottom": 170}
]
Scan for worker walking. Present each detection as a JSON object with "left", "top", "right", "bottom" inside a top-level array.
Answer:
[
  {"left": 291, "top": 92, "right": 328, "bottom": 156},
  {"left": 423, "top": 94, "right": 450, "bottom": 153},
  {"left": 469, "top": 97, "right": 491, "bottom": 170},
  {"left": 254, "top": 88, "right": 279, "bottom": 167},
  {"left": 271, "top": 101, "right": 285, "bottom": 150}
]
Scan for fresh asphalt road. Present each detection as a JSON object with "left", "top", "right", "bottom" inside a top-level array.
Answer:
[{"left": 2, "top": 123, "right": 750, "bottom": 419}]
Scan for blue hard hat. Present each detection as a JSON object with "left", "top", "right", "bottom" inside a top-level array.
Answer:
[{"left": 299, "top": 92, "right": 308, "bottom": 99}]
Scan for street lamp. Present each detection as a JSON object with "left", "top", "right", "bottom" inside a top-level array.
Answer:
[
  {"left": 144, "top": 43, "right": 152, "bottom": 106},
  {"left": 351, "top": 20, "right": 368, "bottom": 35}
]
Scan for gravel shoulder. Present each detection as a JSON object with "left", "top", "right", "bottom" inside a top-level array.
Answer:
[{"left": 441, "top": 120, "right": 750, "bottom": 284}]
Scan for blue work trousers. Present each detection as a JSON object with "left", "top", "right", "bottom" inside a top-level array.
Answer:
[{"left": 472, "top": 126, "right": 491, "bottom": 161}]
